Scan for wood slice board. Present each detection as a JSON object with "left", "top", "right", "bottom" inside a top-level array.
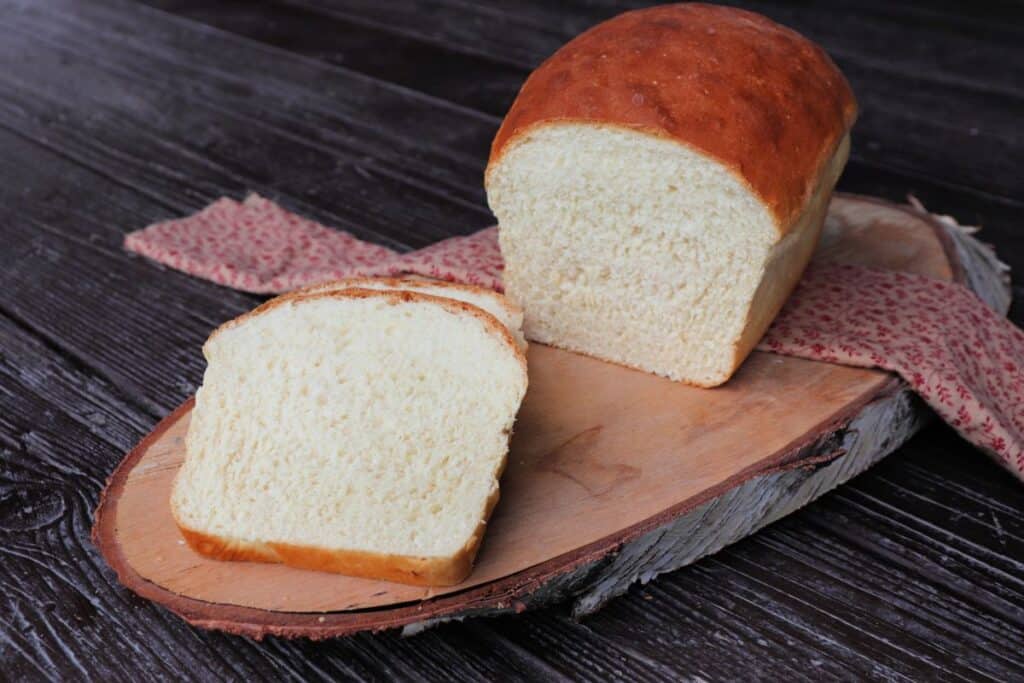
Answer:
[{"left": 93, "top": 195, "right": 992, "bottom": 639}]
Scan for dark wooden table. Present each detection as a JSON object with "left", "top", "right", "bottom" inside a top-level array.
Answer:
[{"left": 1, "top": 1, "right": 1022, "bottom": 680}]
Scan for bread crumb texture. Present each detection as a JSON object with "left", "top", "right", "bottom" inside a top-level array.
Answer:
[{"left": 490, "top": 124, "right": 778, "bottom": 385}]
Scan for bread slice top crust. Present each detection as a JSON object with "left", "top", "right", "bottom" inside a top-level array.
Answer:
[{"left": 286, "top": 277, "right": 527, "bottom": 351}]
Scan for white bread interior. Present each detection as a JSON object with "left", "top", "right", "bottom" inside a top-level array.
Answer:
[
  {"left": 292, "top": 277, "right": 527, "bottom": 352},
  {"left": 486, "top": 123, "right": 850, "bottom": 386},
  {"left": 170, "top": 288, "right": 528, "bottom": 585}
]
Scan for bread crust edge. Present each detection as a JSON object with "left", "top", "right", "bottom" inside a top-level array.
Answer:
[
  {"left": 284, "top": 276, "right": 524, "bottom": 321},
  {"left": 173, "top": 523, "right": 481, "bottom": 587}
]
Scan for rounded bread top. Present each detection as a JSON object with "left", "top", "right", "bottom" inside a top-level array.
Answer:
[
  {"left": 487, "top": 3, "right": 858, "bottom": 228},
  {"left": 204, "top": 287, "right": 528, "bottom": 375}
]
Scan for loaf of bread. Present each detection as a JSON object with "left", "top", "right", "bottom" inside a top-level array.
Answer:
[
  {"left": 485, "top": 4, "right": 857, "bottom": 386},
  {"left": 171, "top": 284, "right": 528, "bottom": 586}
]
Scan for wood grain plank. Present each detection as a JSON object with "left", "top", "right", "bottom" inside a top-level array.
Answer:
[
  {"left": 0, "top": 23, "right": 490, "bottom": 250},
  {"left": 469, "top": 614, "right": 697, "bottom": 683},
  {"left": 0, "top": 219, "right": 229, "bottom": 414},
  {"left": 299, "top": 0, "right": 1024, "bottom": 105},
  {"left": 805, "top": 508, "right": 1024, "bottom": 631},
  {"left": 699, "top": 556, "right": 1004, "bottom": 680},
  {"left": 487, "top": 0, "right": 1024, "bottom": 95},
  {"left": 0, "top": 316, "right": 153, "bottom": 451},
  {"left": 751, "top": 523, "right": 1024, "bottom": 673},
  {"left": 570, "top": 583, "right": 869, "bottom": 680},
  {"left": 287, "top": 0, "right": 561, "bottom": 69},
  {"left": 1, "top": 0, "right": 506, "bottom": 232},
  {"left": 138, "top": 0, "right": 527, "bottom": 117},
  {"left": 0, "top": 131, "right": 259, "bottom": 413}
]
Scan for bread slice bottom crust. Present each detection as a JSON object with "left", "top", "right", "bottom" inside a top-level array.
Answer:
[{"left": 175, "top": 477, "right": 503, "bottom": 587}]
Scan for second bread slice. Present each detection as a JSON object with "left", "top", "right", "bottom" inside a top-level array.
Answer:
[{"left": 290, "top": 277, "right": 526, "bottom": 351}]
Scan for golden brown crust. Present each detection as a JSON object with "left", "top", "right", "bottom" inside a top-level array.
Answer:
[
  {"left": 724, "top": 132, "right": 851, "bottom": 383},
  {"left": 175, "top": 525, "right": 479, "bottom": 586},
  {"left": 283, "top": 276, "right": 524, "bottom": 321},
  {"left": 486, "top": 3, "right": 857, "bottom": 229}
]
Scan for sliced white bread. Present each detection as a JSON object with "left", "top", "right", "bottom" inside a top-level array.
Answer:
[
  {"left": 289, "top": 277, "right": 527, "bottom": 351},
  {"left": 170, "top": 287, "right": 528, "bottom": 586}
]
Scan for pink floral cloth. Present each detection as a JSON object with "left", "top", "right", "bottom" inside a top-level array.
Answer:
[
  {"left": 763, "top": 264, "right": 1023, "bottom": 477},
  {"left": 125, "top": 194, "right": 1023, "bottom": 481},
  {"left": 125, "top": 195, "right": 503, "bottom": 293}
]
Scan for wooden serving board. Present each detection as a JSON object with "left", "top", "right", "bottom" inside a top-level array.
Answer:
[{"left": 93, "top": 195, "right": 1008, "bottom": 639}]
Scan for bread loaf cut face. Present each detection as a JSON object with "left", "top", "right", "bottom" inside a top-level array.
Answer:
[
  {"left": 171, "top": 289, "right": 528, "bottom": 586},
  {"left": 290, "top": 277, "right": 526, "bottom": 352},
  {"left": 488, "top": 126, "right": 849, "bottom": 386},
  {"left": 485, "top": 4, "right": 857, "bottom": 387}
]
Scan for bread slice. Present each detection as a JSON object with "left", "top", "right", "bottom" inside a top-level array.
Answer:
[
  {"left": 170, "top": 287, "right": 528, "bottom": 586},
  {"left": 485, "top": 5, "right": 857, "bottom": 387},
  {"left": 289, "top": 277, "right": 526, "bottom": 352}
]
